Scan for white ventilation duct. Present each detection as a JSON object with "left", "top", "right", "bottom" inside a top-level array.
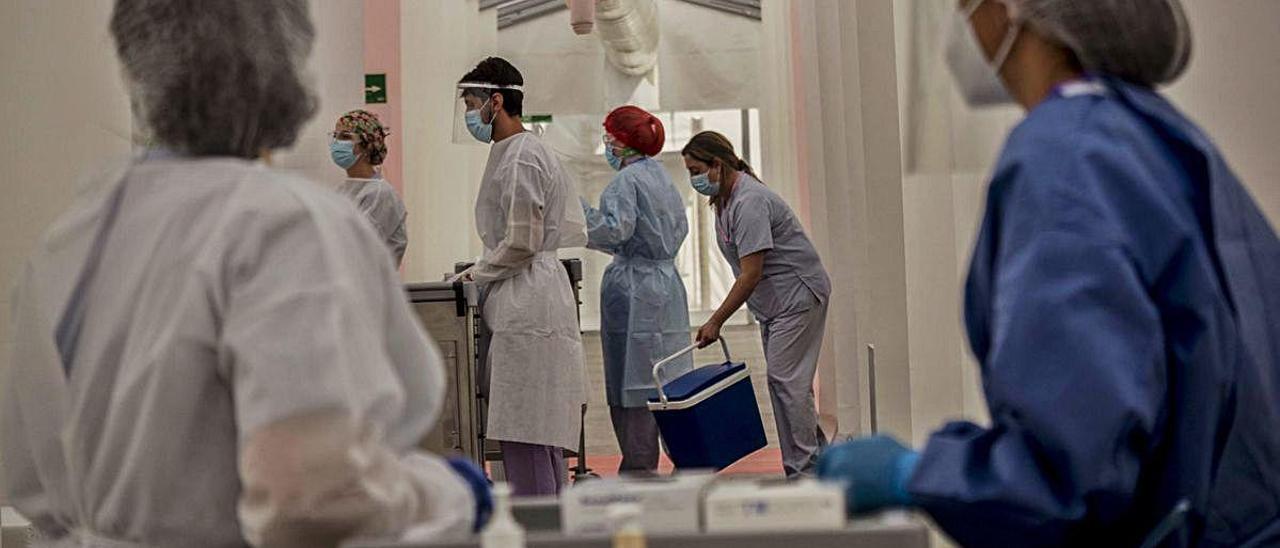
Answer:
[
  {"left": 591, "top": 0, "right": 659, "bottom": 76},
  {"left": 567, "top": 0, "right": 595, "bottom": 34}
]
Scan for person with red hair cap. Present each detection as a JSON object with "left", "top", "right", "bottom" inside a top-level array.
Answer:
[{"left": 581, "top": 106, "right": 693, "bottom": 474}]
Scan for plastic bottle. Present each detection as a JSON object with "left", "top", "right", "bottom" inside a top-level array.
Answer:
[
  {"left": 609, "top": 503, "right": 646, "bottom": 548},
  {"left": 481, "top": 483, "right": 525, "bottom": 548}
]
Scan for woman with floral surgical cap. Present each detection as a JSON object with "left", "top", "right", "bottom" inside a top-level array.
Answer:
[{"left": 331, "top": 109, "right": 408, "bottom": 268}]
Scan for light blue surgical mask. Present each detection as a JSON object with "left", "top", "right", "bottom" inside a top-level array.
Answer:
[
  {"left": 604, "top": 145, "right": 624, "bottom": 171},
  {"left": 465, "top": 99, "right": 494, "bottom": 143},
  {"left": 329, "top": 140, "right": 360, "bottom": 169},
  {"left": 690, "top": 172, "right": 719, "bottom": 196}
]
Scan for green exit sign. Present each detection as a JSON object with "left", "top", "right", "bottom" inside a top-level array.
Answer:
[{"left": 365, "top": 73, "right": 387, "bottom": 104}]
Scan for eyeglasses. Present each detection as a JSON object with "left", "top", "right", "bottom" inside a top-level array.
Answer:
[
  {"left": 601, "top": 134, "right": 621, "bottom": 147},
  {"left": 331, "top": 131, "right": 357, "bottom": 141}
]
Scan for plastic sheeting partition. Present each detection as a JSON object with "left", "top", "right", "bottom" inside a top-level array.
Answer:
[
  {"left": 496, "top": 0, "right": 761, "bottom": 115},
  {"left": 595, "top": 0, "right": 659, "bottom": 76}
]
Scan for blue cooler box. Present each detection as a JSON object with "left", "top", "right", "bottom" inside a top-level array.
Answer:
[{"left": 647, "top": 339, "right": 767, "bottom": 470}]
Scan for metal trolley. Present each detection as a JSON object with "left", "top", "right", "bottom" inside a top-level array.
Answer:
[
  {"left": 406, "top": 280, "right": 484, "bottom": 464},
  {"left": 412, "top": 259, "right": 595, "bottom": 481}
]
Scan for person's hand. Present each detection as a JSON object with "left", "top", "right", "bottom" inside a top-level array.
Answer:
[
  {"left": 695, "top": 320, "right": 722, "bottom": 348},
  {"left": 447, "top": 269, "right": 474, "bottom": 283},
  {"left": 817, "top": 435, "right": 920, "bottom": 515},
  {"left": 446, "top": 457, "right": 492, "bottom": 532}
]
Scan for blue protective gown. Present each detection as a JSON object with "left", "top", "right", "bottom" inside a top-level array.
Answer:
[
  {"left": 583, "top": 157, "right": 693, "bottom": 407},
  {"left": 909, "top": 79, "right": 1280, "bottom": 547}
]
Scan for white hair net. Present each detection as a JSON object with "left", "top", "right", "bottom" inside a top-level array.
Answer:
[
  {"left": 1016, "top": 0, "right": 1193, "bottom": 86},
  {"left": 110, "top": 0, "right": 318, "bottom": 158}
]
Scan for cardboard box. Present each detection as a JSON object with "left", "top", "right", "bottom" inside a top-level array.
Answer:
[
  {"left": 703, "top": 479, "right": 846, "bottom": 533},
  {"left": 560, "top": 473, "right": 716, "bottom": 535}
]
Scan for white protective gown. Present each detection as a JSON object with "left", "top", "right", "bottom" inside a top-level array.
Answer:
[
  {"left": 335, "top": 176, "right": 408, "bottom": 268},
  {"left": 472, "top": 132, "right": 588, "bottom": 451},
  {"left": 0, "top": 156, "right": 474, "bottom": 547}
]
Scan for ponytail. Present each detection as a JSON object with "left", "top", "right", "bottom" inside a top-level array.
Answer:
[{"left": 735, "top": 158, "right": 760, "bottom": 183}]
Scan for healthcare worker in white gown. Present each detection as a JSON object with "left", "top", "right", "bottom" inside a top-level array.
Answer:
[
  {"left": 682, "top": 131, "right": 833, "bottom": 478},
  {"left": 455, "top": 57, "right": 589, "bottom": 497},
  {"left": 0, "top": 2, "right": 489, "bottom": 546}
]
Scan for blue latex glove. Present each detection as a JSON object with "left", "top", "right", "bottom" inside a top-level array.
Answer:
[
  {"left": 817, "top": 435, "right": 920, "bottom": 515},
  {"left": 447, "top": 457, "right": 493, "bottom": 532}
]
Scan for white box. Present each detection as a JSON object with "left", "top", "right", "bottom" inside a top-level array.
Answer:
[
  {"left": 2, "top": 506, "right": 35, "bottom": 548},
  {"left": 560, "top": 473, "right": 717, "bottom": 535},
  {"left": 703, "top": 479, "right": 846, "bottom": 533}
]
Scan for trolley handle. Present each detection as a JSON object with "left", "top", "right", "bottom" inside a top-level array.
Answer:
[{"left": 652, "top": 337, "right": 732, "bottom": 406}]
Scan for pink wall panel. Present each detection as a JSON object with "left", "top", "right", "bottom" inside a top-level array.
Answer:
[{"left": 364, "top": 0, "right": 403, "bottom": 192}]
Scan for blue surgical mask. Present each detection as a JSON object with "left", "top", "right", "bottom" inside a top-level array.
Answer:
[
  {"left": 330, "top": 140, "right": 360, "bottom": 169},
  {"left": 604, "top": 146, "right": 624, "bottom": 171},
  {"left": 465, "top": 99, "right": 494, "bottom": 143},
  {"left": 691, "top": 172, "right": 719, "bottom": 196}
]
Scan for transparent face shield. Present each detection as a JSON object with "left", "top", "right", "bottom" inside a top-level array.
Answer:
[{"left": 453, "top": 82, "right": 524, "bottom": 145}]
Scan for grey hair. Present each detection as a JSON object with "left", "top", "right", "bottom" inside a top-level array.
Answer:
[
  {"left": 110, "top": 0, "right": 318, "bottom": 158},
  {"left": 1017, "top": 0, "right": 1193, "bottom": 86}
]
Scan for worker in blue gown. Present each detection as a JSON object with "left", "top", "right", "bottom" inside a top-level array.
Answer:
[
  {"left": 582, "top": 106, "right": 693, "bottom": 474},
  {"left": 817, "top": 1, "right": 1280, "bottom": 546}
]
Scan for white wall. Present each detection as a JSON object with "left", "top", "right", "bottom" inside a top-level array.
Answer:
[
  {"left": 0, "top": 0, "right": 131, "bottom": 386},
  {"left": 274, "top": 0, "right": 366, "bottom": 189},
  {"left": 760, "top": 0, "right": 911, "bottom": 439},
  {"left": 1165, "top": 0, "right": 1280, "bottom": 228},
  {"left": 399, "top": 0, "right": 495, "bottom": 281}
]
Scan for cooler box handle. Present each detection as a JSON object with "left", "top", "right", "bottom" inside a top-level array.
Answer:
[{"left": 652, "top": 337, "right": 732, "bottom": 406}]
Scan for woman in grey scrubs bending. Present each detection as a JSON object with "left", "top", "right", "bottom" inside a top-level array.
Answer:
[{"left": 681, "top": 131, "right": 832, "bottom": 478}]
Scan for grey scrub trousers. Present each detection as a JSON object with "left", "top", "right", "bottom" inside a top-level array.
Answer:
[
  {"left": 610, "top": 407, "right": 662, "bottom": 473},
  {"left": 759, "top": 292, "right": 829, "bottom": 476},
  {"left": 715, "top": 174, "right": 832, "bottom": 477}
]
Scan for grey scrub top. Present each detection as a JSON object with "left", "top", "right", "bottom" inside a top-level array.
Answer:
[{"left": 715, "top": 174, "right": 831, "bottom": 321}]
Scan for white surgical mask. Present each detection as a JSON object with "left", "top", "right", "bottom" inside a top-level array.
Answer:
[{"left": 944, "top": 0, "right": 1021, "bottom": 107}]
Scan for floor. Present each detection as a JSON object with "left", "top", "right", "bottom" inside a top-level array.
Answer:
[
  {"left": 575, "top": 449, "right": 785, "bottom": 478},
  {"left": 577, "top": 322, "right": 784, "bottom": 477}
]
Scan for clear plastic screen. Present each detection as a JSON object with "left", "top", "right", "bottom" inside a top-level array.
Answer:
[{"left": 453, "top": 83, "right": 524, "bottom": 145}]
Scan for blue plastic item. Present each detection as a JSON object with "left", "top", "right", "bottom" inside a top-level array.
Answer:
[
  {"left": 647, "top": 339, "right": 768, "bottom": 470},
  {"left": 659, "top": 361, "right": 744, "bottom": 401}
]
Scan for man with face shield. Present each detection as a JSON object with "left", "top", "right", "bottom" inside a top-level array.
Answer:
[
  {"left": 454, "top": 57, "right": 589, "bottom": 497},
  {"left": 0, "top": 2, "right": 490, "bottom": 546},
  {"left": 817, "top": 1, "right": 1280, "bottom": 546}
]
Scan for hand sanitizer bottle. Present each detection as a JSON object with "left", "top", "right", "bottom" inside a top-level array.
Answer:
[
  {"left": 481, "top": 483, "right": 525, "bottom": 548},
  {"left": 609, "top": 503, "right": 646, "bottom": 548}
]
